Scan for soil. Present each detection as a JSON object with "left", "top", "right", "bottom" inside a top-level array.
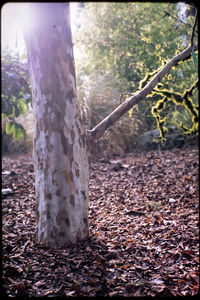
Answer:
[{"left": 2, "top": 144, "right": 199, "bottom": 297}]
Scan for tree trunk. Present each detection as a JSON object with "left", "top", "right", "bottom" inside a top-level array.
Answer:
[{"left": 23, "top": 3, "right": 89, "bottom": 248}]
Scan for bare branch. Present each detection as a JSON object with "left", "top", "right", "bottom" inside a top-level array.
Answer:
[
  {"left": 190, "top": 9, "right": 198, "bottom": 49},
  {"left": 88, "top": 43, "right": 198, "bottom": 143},
  {"left": 158, "top": 8, "right": 198, "bottom": 36}
]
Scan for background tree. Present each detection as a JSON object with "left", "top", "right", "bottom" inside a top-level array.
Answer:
[{"left": 3, "top": 3, "right": 198, "bottom": 155}]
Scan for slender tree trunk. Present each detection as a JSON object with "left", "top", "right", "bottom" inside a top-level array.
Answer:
[{"left": 23, "top": 3, "right": 89, "bottom": 248}]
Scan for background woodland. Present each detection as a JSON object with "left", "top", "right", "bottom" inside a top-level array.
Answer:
[{"left": 2, "top": 2, "right": 198, "bottom": 156}]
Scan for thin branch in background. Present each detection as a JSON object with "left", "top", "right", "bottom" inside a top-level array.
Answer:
[
  {"left": 157, "top": 7, "right": 198, "bottom": 36},
  {"left": 190, "top": 9, "right": 198, "bottom": 49},
  {"left": 88, "top": 43, "right": 198, "bottom": 143}
]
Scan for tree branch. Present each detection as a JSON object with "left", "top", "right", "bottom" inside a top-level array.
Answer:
[
  {"left": 158, "top": 8, "right": 198, "bottom": 36},
  {"left": 190, "top": 9, "right": 198, "bottom": 49},
  {"left": 87, "top": 43, "right": 198, "bottom": 144}
]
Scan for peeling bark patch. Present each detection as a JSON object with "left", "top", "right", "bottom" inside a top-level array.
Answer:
[
  {"left": 39, "top": 118, "right": 44, "bottom": 131},
  {"left": 76, "top": 229, "right": 82, "bottom": 242},
  {"left": 46, "top": 203, "right": 51, "bottom": 219},
  {"left": 55, "top": 189, "right": 61, "bottom": 196},
  {"left": 65, "top": 216, "right": 70, "bottom": 226},
  {"left": 75, "top": 105, "right": 81, "bottom": 118},
  {"left": 81, "top": 190, "right": 86, "bottom": 201},
  {"left": 81, "top": 134, "right": 86, "bottom": 148},
  {"left": 75, "top": 168, "right": 80, "bottom": 177},
  {"left": 35, "top": 125, "right": 40, "bottom": 141},
  {"left": 78, "top": 133, "right": 86, "bottom": 148},
  {"left": 60, "top": 131, "right": 68, "bottom": 155},
  {"left": 75, "top": 120, "right": 82, "bottom": 135},
  {"left": 39, "top": 231, "right": 45, "bottom": 245},
  {"left": 47, "top": 193, "right": 52, "bottom": 200},
  {"left": 64, "top": 168, "right": 76, "bottom": 195},
  {"left": 50, "top": 226, "right": 58, "bottom": 240},
  {"left": 59, "top": 231, "right": 65, "bottom": 237},
  {"left": 71, "top": 130, "right": 75, "bottom": 142},
  {"left": 70, "top": 195, "right": 75, "bottom": 206},
  {"left": 66, "top": 89, "right": 74, "bottom": 103},
  {"left": 46, "top": 139, "right": 54, "bottom": 153},
  {"left": 40, "top": 75, "right": 49, "bottom": 94},
  {"left": 68, "top": 56, "right": 76, "bottom": 78},
  {"left": 60, "top": 59, "right": 72, "bottom": 91},
  {"left": 63, "top": 124, "right": 70, "bottom": 138},
  {"left": 54, "top": 111, "right": 63, "bottom": 129},
  {"left": 56, "top": 210, "right": 70, "bottom": 227},
  {"left": 83, "top": 217, "right": 88, "bottom": 225}
]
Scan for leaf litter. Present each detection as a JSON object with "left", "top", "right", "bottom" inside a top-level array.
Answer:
[{"left": 2, "top": 145, "right": 199, "bottom": 297}]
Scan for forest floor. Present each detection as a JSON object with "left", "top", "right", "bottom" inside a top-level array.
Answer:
[{"left": 2, "top": 145, "right": 199, "bottom": 297}]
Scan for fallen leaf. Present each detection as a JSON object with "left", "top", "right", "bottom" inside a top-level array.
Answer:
[
  {"left": 35, "top": 280, "right": 46, "bottom": 287},
  {"left": 2, "top": 146, "right": 198, "bottom": 297}
]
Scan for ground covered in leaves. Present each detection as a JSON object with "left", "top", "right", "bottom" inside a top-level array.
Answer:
[{"left": 2, "top": 145, "right": 199, "bottom": 297}]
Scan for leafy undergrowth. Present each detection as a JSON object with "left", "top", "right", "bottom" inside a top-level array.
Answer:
[{"left": 2, "top": 145, "right": 199, "bottom": 297}]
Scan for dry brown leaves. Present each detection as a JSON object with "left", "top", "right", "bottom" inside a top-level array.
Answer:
[{"left": 2, "top": 145, "right": 199, "bottom": 297}]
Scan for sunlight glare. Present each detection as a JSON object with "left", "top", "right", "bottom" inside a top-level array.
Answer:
[
  {"left": 1, "top": 3, "right": 31, "bottom": 55},
  {"left": 2, "top": 2, "right": 80, "bottom": 55}
]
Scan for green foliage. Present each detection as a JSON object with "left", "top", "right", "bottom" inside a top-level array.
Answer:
[
  {"left": 73, "top": 2, "right": 198, "bottom": 148},
  {"left": 5, "top": 121, "right": 26, "bottom": 141},
  {"left": 74, "top": 2, "right": 197, "bottom": 83},
  {"left": 1, "top": 51, "right": 31, "bottom": 140},
  {"left": 5, "top": 121, "right": 15, "bottom": 135},
  {"left": 13, "top": 123, "right": 27, "bottom": 141}
]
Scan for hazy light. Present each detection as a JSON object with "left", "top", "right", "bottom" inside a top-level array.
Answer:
[
  {"left": 70, "top": 2, "right": 81, "bottom": 34},
  {"left": 1, "top": 2, "right": 80, "bottom": 55},
  {"left": 1, "top": 3, "right": 29, "bottom": 55}
]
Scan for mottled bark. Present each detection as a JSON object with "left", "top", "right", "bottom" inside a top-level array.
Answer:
[
  {"left": 88, "top": 43, "right": 198, "bottom": 143},
  {"left": 23, "top": 3, "right": 89, "bottom": 248}
]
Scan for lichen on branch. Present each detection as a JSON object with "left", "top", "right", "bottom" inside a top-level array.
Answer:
[
  {"left": 88, "top": 43, "right": 198, "bottom": 144},
  {"left": 151, "top": 79, "right": 198, "bottom": 141}
]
